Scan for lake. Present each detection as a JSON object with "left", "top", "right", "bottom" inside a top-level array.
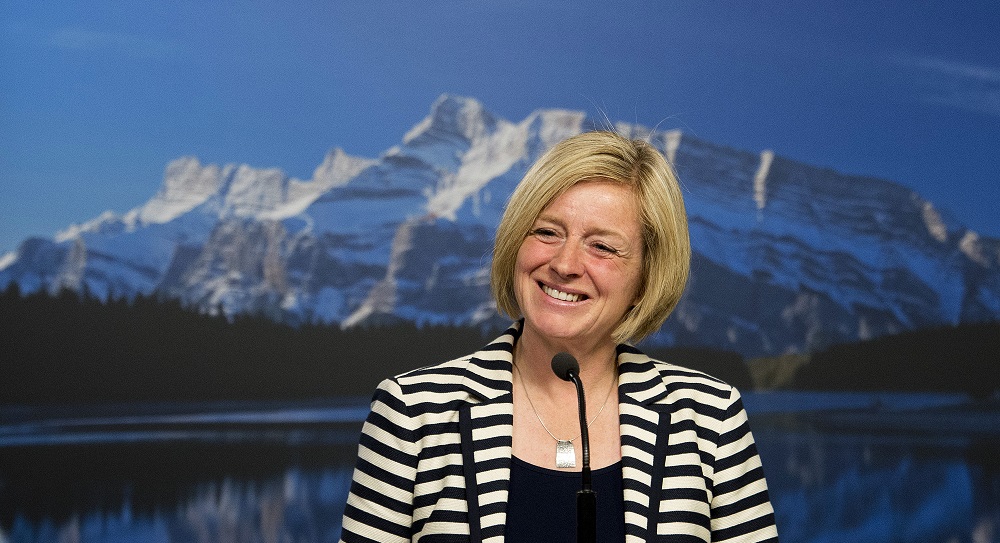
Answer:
[{"left": 1, "top": 392, "right": 998, "bottom": 543}]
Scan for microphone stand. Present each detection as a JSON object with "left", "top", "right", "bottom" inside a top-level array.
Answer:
[
  {"left": 552, "top": 353, "right": 596, "bottom": 543},
  {"left": 568, "top": 370, "right": 597, "bottom": 543}
]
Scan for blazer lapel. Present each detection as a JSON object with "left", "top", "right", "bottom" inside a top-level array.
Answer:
[
  {"left": 458, "top": 328, "right": 517, "bottom": 543},
  {"left": 616, "top": 345, "right": 673, "bottom": 543}
]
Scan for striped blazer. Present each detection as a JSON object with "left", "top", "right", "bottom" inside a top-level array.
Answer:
[{"left": 340, "top": 323, "right": 778, "bottom": 542}]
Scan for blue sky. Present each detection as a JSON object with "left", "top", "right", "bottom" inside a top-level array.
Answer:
[{"left": 2, "top": 1, "right": 998, "bottom": 253}]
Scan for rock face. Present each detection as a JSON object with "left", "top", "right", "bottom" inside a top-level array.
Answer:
[{"left": 2, "top": 94, "right": 998, "bottom": 357}]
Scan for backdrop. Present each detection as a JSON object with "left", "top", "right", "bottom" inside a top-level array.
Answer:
[{"left": 2, "top": 2, "right": 998, "bottom": 542}]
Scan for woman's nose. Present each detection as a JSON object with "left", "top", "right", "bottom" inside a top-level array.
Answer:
[{"left": 550, "top": 241, "right": 584, "bottom": 277}]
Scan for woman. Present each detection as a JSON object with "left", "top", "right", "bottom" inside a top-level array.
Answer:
[{"left": 340, "top": 131, "right": 778, "bottom": 542}]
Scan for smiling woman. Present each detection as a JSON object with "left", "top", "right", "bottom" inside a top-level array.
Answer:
[
  {"left": 512, "top": 180, "right": 645, "bottom": 353},
  {"left": 339, "top": 131, "right": 778, "bottom": 542},
  {"left": 491, "top": 131, "right": 691, "bottom": 346}
]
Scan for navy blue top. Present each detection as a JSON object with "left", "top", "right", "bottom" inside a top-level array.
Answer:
[{"left": 505, "top": 456, "right": 626, "bottom": 543}]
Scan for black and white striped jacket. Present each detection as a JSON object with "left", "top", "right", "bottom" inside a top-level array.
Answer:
[{"left": 340, "top": 323, "right": 778, "bottom": 542}]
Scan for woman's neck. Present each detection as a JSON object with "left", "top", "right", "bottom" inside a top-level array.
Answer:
[{"left": 513, "top": 327, "right": 619, "bottom": 393}]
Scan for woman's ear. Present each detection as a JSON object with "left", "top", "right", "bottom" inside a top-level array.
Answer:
[{"left": 630, "top": 287, "right": 644, "bottom": 309}]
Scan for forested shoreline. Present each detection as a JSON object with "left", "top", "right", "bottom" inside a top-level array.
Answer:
[{"left": 1, "top": 284, "right": 997, "bottom": 405}]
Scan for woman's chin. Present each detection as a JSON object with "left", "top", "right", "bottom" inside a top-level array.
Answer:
[{"left": 522, "top": 316, "right": 603, "bottom": 347}]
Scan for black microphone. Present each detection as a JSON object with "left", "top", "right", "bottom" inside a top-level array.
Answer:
[{"left": 552, "top": 352, "right": 596, "bottom": 543}]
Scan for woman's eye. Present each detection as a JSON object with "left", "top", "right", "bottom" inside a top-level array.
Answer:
[
  {"left": 530, "top": 228, "right": 558, "bottom": 239},
  {"left": 593, "top": 243, "right": 619, "bottom": 255}
]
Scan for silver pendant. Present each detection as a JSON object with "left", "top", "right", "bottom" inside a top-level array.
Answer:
[{"left": 555, "top": 440, "right": 576, "bottom": 468}]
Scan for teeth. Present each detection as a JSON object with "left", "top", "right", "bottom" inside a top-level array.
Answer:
[{"left": 542, "top": 285, "right": 582, "bottom": 302}]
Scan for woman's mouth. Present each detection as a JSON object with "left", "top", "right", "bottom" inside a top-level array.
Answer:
[{"left": 541, "top": 283, "right": 586, "bottom": 302}]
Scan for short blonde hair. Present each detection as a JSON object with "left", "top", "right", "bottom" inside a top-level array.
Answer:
[{"left": 491, "top": 131, "right": 691, "bottom": 344}]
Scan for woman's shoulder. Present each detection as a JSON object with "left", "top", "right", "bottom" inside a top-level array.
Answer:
[
  {"left": 618, "top": 344, "right": 742, "bottom": 401},
  {"left": 375, "top": 328, "right": 517, "bottom": 403},
  {"left": 392, "top": 353, "right": 480, "bottom": 386}
]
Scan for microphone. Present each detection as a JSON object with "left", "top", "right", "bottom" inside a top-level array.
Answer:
[{"left": 551, "top": 352, "right": 596, "bottom": 543}]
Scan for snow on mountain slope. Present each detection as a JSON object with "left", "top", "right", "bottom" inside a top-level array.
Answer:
[{"left": 2, "top": 94, "right": 997, "bottom": 357}]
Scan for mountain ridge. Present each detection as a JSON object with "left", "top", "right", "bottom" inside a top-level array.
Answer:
[{"left": 2, "top": 94, "right": 997, "bottom": 357}]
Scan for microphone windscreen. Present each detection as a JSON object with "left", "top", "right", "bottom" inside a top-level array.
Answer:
[{"left": 551, "top": 352, "right": 579, "bottom": 381}]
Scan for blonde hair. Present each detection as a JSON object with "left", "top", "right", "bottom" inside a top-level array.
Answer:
[{"left": 491, "top": 131, "right": 691, "bottom": 344}]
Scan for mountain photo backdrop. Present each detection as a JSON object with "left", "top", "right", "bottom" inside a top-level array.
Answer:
[
  {"left": 4, "top": 94, "right": 999, "bottom": 359},
  {"left": 2, "top": 2, "right": 999, "bottom": 542}
]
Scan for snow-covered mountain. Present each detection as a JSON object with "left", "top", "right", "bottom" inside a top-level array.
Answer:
[{"left": 2, "top": 94, "right": 998, "bottom": 357}]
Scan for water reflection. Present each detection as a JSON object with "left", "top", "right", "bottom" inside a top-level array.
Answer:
[
  {"left": 1, "top": 441, "right": 356, "bottom": 543},
  {"left": 9, "top": 470, "right": 352, "bottom": 543},
  {"left": 757, "top": 428, "right": 1000, "bottom": 542},
  {"left": 1, "top": 395, "right": 999, "bottom": 543}
]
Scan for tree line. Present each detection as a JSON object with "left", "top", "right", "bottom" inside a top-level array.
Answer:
[
  {"left": 790, "top": 320, "right": 999, "bottom": 399},
  {"left": 1, "top": 284, "right": 996, "bottom": 405},
  {"left": 0, "top": 284, "right": 492, "bottom": 405}
]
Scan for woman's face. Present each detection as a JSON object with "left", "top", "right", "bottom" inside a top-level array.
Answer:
[{"left": 514, "top": 179, "right": 644, "bottom": 347}]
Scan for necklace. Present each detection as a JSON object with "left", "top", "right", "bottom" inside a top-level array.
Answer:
[{"left": 514, "top": 362, "right": 616, "bottom": 468}]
